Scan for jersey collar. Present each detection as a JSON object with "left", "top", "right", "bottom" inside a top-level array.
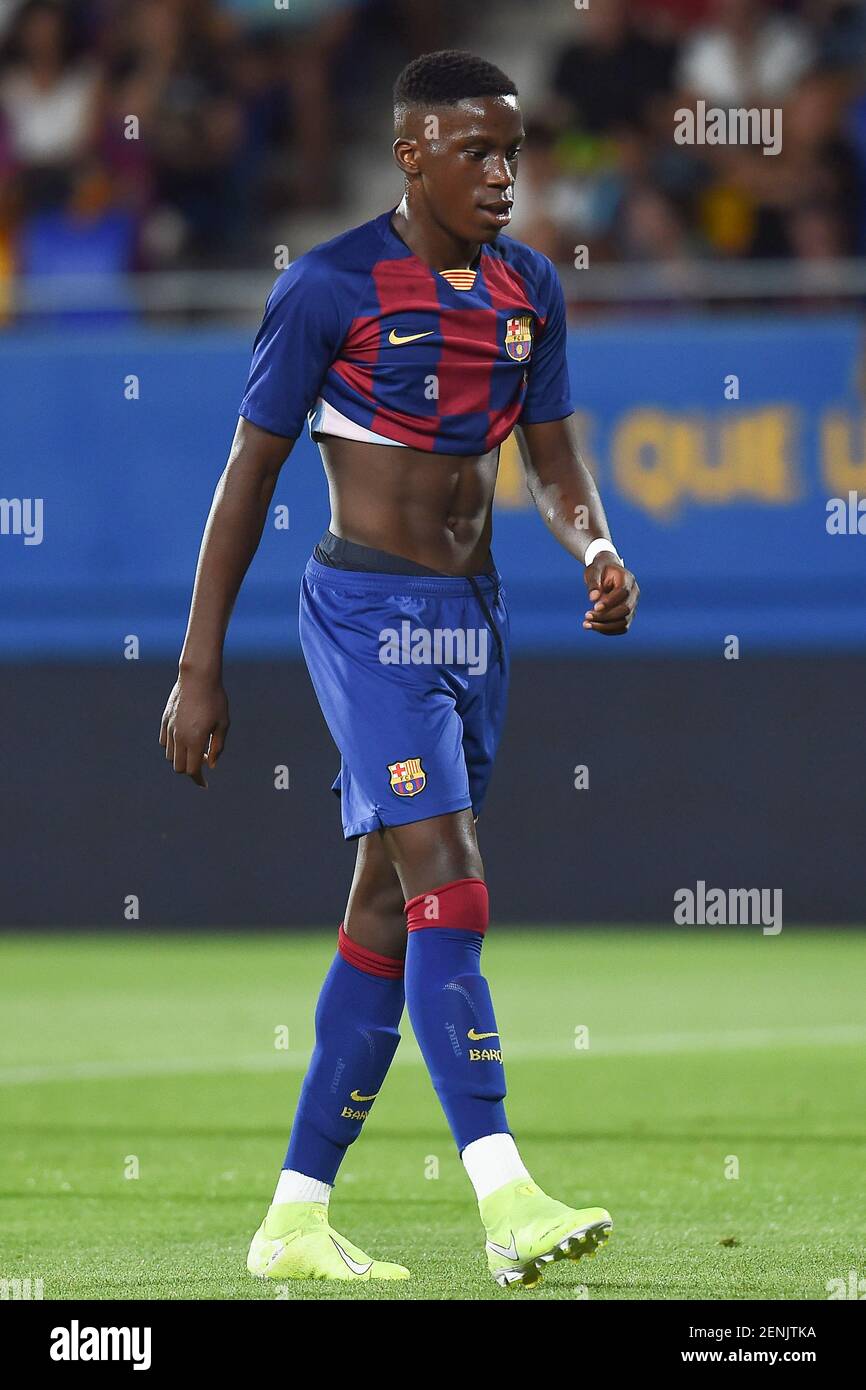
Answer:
[{"left": 382, "top": 207, "right": 485, "bottom": 289}]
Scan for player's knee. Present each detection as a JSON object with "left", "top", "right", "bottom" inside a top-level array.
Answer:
[
  {"left": 343, "top": 887, "right": 407, "bottom": 960},
  {"left": 384, "top": 811, "right": 484, "bottom": 899},
  {"left": 344, "top": 852, "right": 407, "bottom": 954}
]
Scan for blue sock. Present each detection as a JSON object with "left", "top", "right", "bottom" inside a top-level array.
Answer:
[
  {"left": 283, "top": 927, "right": 404, "bottom": 1185},
  {"left": 404, "top": 878, "right": 509, "bottom": 1153}
]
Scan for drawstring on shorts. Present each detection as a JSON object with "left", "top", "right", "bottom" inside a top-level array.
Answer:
[{"left": 468, "top": 576, "right": 505, "bottom": 669}]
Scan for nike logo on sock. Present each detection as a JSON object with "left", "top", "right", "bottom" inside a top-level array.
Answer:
[
  {"left": 467, "top": 1028, "right": 499, "bottom": 1041},
  {"left": 330, "top": 1236, "right": 373, "bottom": 1276}
]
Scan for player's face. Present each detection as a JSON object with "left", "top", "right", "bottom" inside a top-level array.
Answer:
[{"left": 411, "top": 96, "right": 525, "bottom": 243}]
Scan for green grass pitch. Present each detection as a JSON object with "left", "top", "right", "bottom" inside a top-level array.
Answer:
[{"left": 1, "top": 928, "right": 864, "bottom": 1301}]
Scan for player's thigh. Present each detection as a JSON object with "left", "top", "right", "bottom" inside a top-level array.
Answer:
[
  {"left": 343, "top": 829, "right": 408, "bottom": 960},
  {"left": 381, "top": 808, "right": 484, "bottom": 901}
]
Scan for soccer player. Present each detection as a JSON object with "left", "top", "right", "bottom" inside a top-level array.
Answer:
[{"left": 159, "top": 50, "right": 639, "bottom": 1289}]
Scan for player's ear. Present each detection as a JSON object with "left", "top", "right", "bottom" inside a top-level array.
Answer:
[{"left": 393, "top": 137, "right": 421, "bottom": 177}]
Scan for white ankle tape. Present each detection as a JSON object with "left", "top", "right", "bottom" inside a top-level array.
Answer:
[
  {"left": 272, "top": 1169, "right": 332, "bottom": 1207},
  {"left": 461, "top": 1133, "right": 530, "bottom": 1202}
]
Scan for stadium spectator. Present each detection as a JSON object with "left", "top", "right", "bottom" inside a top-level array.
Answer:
[
  {"left": 688, "top": 64, "right": 860, "bottom": 257},
  {"left": 676, "top": 0, "right": 815, "bottom": 105},
  {"left": 0, "top": 1, "right": 100, "bottom": 198},
  {"left": 551, "top": 0, "right": 677, "bottom": 136},
  {"left": 218, "top": 0, "right": 364, "bottom": 209},
  {"left": 786, "top": 198, "right": 848, "bottom": 260},
  {"left": 616, "top": 181, "right": 701, "bottom": 263},
  {"left": 19, "top": 156, "right": 138, "bottom": 323},
  {"left": 632, "top": 0, "right": 713, "bottom": 36}
]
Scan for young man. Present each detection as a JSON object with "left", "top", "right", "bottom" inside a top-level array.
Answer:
[{"left": 159, "top": 50, "right": 639, "bottom": 1290}]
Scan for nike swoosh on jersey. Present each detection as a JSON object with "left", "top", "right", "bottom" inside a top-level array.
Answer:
[
  {"left": 467, "top": 1028, "right": 499, "bottom": 1041},
  {"left": 330, "top": 1236, "right": 373, "bottom": 1276},
  {"left": 350, "top": 1089, "right": 378, "bottom": 1102},
  {"left": 387, "top": 329, "right": 434, "bottom": 345},
  {"left": 486, "top": 1232, "right": 519, "bottom": 1261}
]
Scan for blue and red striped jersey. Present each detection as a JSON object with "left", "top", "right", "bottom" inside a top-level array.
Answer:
[{"left": 239, "top": 207, "right": 573, "bottom": 455}]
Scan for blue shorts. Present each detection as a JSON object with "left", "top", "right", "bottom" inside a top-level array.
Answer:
[{"left": 299, "top": 557, "right": 510, "bottom": 839}]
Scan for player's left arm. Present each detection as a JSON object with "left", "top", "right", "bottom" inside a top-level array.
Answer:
[
  {"left": 515, "top": 252, "right": 639, "bottom": 636},
  {"left": 516, "top": 416, "right": 639, "bottom": 636}
]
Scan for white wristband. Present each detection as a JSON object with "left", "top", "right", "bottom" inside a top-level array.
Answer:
[{"left": 583, "top": 537, "right": 623, "bottom": 568}]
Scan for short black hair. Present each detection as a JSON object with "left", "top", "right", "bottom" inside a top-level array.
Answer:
[{"left": 393, "top": 50, "right": 518, "bottom": 111}]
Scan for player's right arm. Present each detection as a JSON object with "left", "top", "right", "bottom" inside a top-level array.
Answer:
[
  {"left": 160, "top": 249, "right": 345, "bottom": 784},
  {"left": 159, "top": 418, "right": 294, "bottom": 785}
]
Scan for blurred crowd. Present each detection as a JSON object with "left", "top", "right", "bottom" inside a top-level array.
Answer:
[
  {"left": 0, "top": 0, "right": 864, "bottom": 292},
  {"left": 514, "top": 0, "right": 866, "bottom": 267},
  {"left": 0, "top": 0, "right": 446, "bottom": 283}
]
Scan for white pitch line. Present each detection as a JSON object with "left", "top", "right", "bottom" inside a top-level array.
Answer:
[{"left": 1, "top": 1024, "right": 864, "bottom": 1086}]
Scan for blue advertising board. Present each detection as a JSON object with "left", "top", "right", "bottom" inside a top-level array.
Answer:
[{"left": 1, "top": 315, "right": 864, "bottom": 657}]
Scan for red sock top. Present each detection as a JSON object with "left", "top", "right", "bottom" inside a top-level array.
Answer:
[
  {"left": 338, "top": 923, "right": 405, "bottom": 978},
  {"left": 404, "top": 877, "right": 489, "bottom": 934}
]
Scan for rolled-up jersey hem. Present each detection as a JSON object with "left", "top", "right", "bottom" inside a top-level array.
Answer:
[
  {"left": 308, "top": 395, "right": 408, "bottom": 447},
  {"left": 312, "top": 392, "right": 523, "bottom": 455}
]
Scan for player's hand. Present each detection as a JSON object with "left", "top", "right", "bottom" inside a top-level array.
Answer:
[
  {"left": 159, "top": 673, "right": 230, "bottom": 787},
  {"left": 582, "top": 558, "right": 639, "bottom": 636}
]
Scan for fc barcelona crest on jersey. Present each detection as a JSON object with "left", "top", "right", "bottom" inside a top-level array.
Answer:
[
  {"left": 388, "top": 758, "right": 426, "bottom": 797},
  {"left": 504, "top": 315, "right": 533, "bottom": 361}
]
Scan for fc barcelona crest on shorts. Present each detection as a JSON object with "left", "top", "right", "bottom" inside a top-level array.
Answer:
[
  {"left": 504, "top": 315, "right": 533, "bottom": 362},
  {"left": 388, "top": 757, "right": 426, "bottom": 797}
]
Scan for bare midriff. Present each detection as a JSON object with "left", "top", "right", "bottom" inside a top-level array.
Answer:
[{"left": 317, "top": 433, "right": 500, "bottom": 575}]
